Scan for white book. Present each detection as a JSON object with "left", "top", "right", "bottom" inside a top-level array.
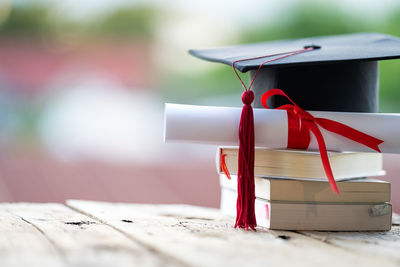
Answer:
[
  {"left": 217, "top": 147, "right": 385, "bottom": 180},
  {"left": 220, "top": 174, "right": 390, "bottom": 203},
  {"left": 220, "top": 188, "right": 392, "bottom": 231}
]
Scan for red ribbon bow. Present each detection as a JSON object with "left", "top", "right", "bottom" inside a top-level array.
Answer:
[{"left": 261, "top": 89, "right": 384, "bottom": 194}]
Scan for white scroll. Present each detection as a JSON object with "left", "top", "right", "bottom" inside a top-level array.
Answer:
[{"left": 164, "top": 103, "right": 400, "bottom": 154}]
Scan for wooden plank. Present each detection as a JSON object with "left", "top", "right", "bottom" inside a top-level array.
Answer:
[
  {"left": 0, "top": 204, "right": 64, "bottom": 267},
  {"left": 2, "top": 203, "right": 177, "bottom": 267},
  {"left": 298, "top": 225, "right": 400, "bottom": 263},
  {"left": 67, "top": 200, "right": 399, "bottom": 267}
]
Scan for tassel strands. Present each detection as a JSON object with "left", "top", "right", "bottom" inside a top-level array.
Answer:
[{"left": 235, "top": 90, "right": 256, "bottom": 230}]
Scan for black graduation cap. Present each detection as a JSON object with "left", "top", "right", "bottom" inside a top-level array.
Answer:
[{"left": 189, "top": 32, "right": 400, "bottom": 112}]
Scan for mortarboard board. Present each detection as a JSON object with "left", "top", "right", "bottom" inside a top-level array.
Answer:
[
  {"left": 187, "top": 32, "right": 399, "bottom": 230},
  {"left": 189, "top": 32, "right": 400, "bottom": 112}
]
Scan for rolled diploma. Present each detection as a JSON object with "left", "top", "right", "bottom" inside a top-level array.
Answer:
[{"left": 164, "top": 103, "right": 400, "bottom": 154}]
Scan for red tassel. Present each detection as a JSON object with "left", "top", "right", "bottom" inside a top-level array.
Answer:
[
  {"left": 230, "top": 47, "right": 320, "bottom": 230},
  {"left": 235, "top": 90, "right": 257, "bottom": 230}
]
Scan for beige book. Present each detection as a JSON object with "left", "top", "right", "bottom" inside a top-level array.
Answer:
[
  {"left": 220, "top": 188, "right": 392, "bottom": 231},
  {"left": 217, "top": 147, "right": 384, "bottom": 180},
  {"left": 220, "top": 174, "right": 390, "bottom": 203}
]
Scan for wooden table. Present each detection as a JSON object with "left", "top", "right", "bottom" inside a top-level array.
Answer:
[{"left": 1, "top": 201, "right": 399, "bottom": 267}]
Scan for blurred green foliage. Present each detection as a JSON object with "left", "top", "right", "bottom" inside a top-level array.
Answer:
[
  {"left": 243, "top": 3, "right": 369, "bottom": 42},
  {"left": 89, "top": 7, "right": 157, "bottom": 40},
  {"left": 0, "top": 3, "right": 158, "bottom": 40},
  {"left": 0, "top": 4, "right": 50, "bottom": 37}
]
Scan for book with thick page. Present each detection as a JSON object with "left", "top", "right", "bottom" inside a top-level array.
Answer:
[
  {"left": 220, "top": 174, "right": 390, "bottom": 203},
  {"left": 217, "top": 147, "right": 384, "bottom": 180},
  {"left": 221, "top": 188, "right": 392, "bottom": 231},
  {"left": 220, "top": 188, "right": 392, "bottom": 231}
]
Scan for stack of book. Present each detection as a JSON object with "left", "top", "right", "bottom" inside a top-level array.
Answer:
[{"left": 218, "top": 147, "right": 392, "bottom": 231}]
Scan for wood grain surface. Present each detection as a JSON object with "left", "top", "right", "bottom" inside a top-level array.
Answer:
[{"left": 0, "top": 201, "right": 398, "bottom": 267}]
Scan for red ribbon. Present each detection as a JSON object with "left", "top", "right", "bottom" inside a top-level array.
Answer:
[
  {"left": 261, "top": 89, "right": 384, "bottom": 194},
  {"left": 220, "top": 153, "right": 231, "bottom": 180}
]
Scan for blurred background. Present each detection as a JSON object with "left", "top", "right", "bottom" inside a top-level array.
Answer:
[{"left": 0, "top": 0, "right": 399, "bottom": 211}]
